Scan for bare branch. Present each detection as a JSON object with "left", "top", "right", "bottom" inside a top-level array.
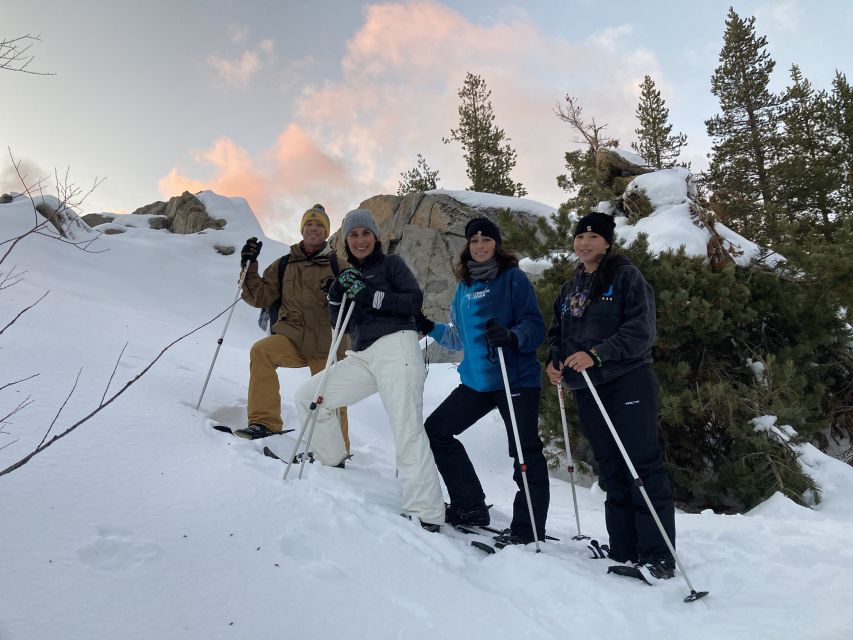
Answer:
[
  {"left": 100, "top": 342, "right": 128, "bottom": 405},
  {"left": 0, "top": 34, "right": 54, "bottom": 76},
  {"left": 0, "top": 265, "right": 27, "bottom": 291},
  {"left": 0, "top": 373, "right": 39, "bottom": 393},
  {"left": 0, "top": 395, "right": 35, "bottom": 426},
  {"left": 0, "top": 302, "right": 240, "bottom": 477},
  {"left": 37, "top": 368, "right": 82, "bottom": 448},
  {"left": 554, "top": 94, "right": 615, "bottom": 151},
  {"left": 0, "top": 289, "right": 49, "bottom": 335},
  {"left": 2, "top": 148, "right": 107, "bottom": 268}
]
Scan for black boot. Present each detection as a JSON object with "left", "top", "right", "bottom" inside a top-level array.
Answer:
[
  {"left": 638, "top": 555, "right": 675, "bottom": 580},
  {"left": 445, "top": 502, "right": 490, "bottom": 527},
  {"left": 492, "top": 528, "right": 534, "bottom": 547}
]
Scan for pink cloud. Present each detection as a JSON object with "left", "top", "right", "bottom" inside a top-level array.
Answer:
[
  {"left": 158, "top": 129, "right": 369, "bottom": 241},
  {"left": 164, "top": 1, "right": 674, "bottom": 241},
  {"left": 208, "top": 39, "right": 275, "bottom": 89},
  {"left": 158, "top": 137, "right": 269, "bottom": 216}
]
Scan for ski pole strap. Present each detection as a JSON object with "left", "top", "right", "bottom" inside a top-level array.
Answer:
[{"left": 583, "top": 348, "right": 602, "bottom": 367}]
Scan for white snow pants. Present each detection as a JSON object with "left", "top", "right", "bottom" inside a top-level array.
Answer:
[{"left": 294, "top": 330, "right": 446, "bottom": 525}]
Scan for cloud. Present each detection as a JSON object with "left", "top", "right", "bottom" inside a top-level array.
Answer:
[
  {"left": 208, "top": 50, "right": 262, "bottom": 89},
  {"left": 228, "top": 23, "right": 250, "bottom": 45},
  {"left": 158, "top": 136, "right": 269, "bottom": 213},
  {"left": 755, "top": 0, "right": 801, "bottom": 32},
  {"left": 294, "top": 2, "right": 662, "bottom": 202},
  {"left": 173, "top": 1, "right": 674, "bottom": 242},
  {"left": 208, "top": 38, "right": 276, "bottom": 89},
  {"left": 159, "top": 129, "right": 364, "bottom": 241},
  {"left": 0, "top": 157, "right": 51, "bottom": 195}
]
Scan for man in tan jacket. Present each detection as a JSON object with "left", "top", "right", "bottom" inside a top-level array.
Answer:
[{"left": 235, "top": 204, "right": 349, "bottom": 453}]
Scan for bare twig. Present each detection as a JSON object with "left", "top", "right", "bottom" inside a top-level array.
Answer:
[
  {"left": 37, "top": 368, "right": 82, "bottom": 449},
  {"left": 0, "top": 265, "right": 27, "bottom": 290},
  {"left": 2, "top": 148, "right": 107, "bottom": 268},
  {"left": 0, "top": 395, "right": 35, "bottom": 425},
  {"left": 100, "top": 342, "right": 128, "bottom": 405},
  {"left": 0, "top": 290, "right": 49, "bottom": 335},
  {"left": 554, "top": 94, "right": 615, "bottom": 151},
  {"left": 0, "top": 373, "right": 39, "bottom": 393},
  {"left": 0, "top": 34, "right": 54, "bottom": 76},
  {"left": 0, "top": 302, "right": 239, "bottom": 478}
]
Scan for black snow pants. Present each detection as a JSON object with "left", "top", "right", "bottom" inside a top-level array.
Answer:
[
  {"left": 573, "top": 364, "right": 675, "bottom": 563},
  {"left": 425, "top": 384, "right": 549, "bottom": 540}
]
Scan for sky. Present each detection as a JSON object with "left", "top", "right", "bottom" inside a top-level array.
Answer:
[{"left": 3, "top": 0, "right": 852, "bottom": 244}]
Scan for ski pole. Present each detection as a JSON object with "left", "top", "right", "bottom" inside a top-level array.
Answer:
[
  {"left": 557, "top": 382, "right": 588, "bottom": 540},
  {"left": 283, "top": 296, "right": 355, "bottom": 480},
  {"left": 580, "top": 369, "right": 708, "bottom": 603},
  {"left": 492, "top": 337, "right": 542, "bottom": 553},
  {"left": 196, "top": 265, "right": 248, "bottom": 410},
  {"left": 296, "top": 296, "right": 355, "bottom": 479}
]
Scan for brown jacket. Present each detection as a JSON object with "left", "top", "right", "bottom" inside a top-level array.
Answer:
[{"left": 241, "top": 242, "right": 348, "bottom": 359}]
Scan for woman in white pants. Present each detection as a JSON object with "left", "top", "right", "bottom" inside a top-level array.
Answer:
[{"left": 294, "top": 208, "right": 445, "bottom": 531}]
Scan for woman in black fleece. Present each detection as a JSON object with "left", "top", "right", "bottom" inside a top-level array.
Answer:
[{"left": 546, "top": 211, "right": 676, "bottom": 579}]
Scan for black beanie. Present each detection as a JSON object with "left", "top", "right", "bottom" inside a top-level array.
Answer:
[
  {"left": 464, "top": 217, "right": 502, "bottom": 245},
  {"left": 573, "top": 212, "right": 615, "bottom": 244}
]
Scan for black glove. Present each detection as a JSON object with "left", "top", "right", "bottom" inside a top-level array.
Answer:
[
  {"left": 550, "top": 350, "right": 563, "bottom": 370},
  {"left": 241, "top": 237, "right": 263, "bottom": 267},
  {"left": 415, "top": 312, "right": 435, "bottom": 335},
  {"left": 485, "top": 323, "right": 518, "bottom": 349},
  {"left": 326, "top": 278, "right": 345, "bottom": 303}
]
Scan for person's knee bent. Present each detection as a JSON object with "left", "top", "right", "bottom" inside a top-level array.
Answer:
[
  {"left": 294, "top": 377, "right": 318, "bottom": 411},
  {"left": 424, "top": 414, "right": 453, "bottom": 445},
  {"left": 249, "top": 337, "right": 279, "bottom": 367}
]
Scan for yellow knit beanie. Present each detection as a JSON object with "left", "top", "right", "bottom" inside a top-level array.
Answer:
[{"left": 300, "top": 204, "right": 330, "bottom": 238}]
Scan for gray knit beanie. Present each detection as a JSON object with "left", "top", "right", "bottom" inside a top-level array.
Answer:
[{"left": 341, "top": 208, "right": 381, "bottom": 241}]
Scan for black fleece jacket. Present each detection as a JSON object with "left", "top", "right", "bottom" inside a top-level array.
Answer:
[
  {"left": 329, "top": 246, "right": 422, "bottom": 351},
  {"left": 547, "top": 255, "right": 656, "bottom": 390}
]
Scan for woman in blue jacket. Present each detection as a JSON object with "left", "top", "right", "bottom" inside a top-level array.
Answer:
[{"left": 417, "top": 217, "right": 548, "bottom": 545}]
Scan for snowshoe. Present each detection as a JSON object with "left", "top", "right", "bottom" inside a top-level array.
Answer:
[{"left": 233, "top": 423, "right": 277, "bottom": 440}]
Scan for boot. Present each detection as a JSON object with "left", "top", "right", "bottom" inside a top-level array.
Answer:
[{"left": 445, "top": 501, "right": 490, "bottom": 527}]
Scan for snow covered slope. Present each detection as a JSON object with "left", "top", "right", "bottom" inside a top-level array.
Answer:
[{"left": 1, "top": 193, "right": 851, "bottom": 640}]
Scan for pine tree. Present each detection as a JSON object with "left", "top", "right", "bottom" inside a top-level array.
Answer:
[
  {"left": 705, "top": 8, "right": 780, "bottom": 244},
  {"left": 444, "top": 72, "right": 527, "bottom": 197},
  {"left": 631, "top": 75, "right": 688, "bottom": 168},
  {"left": 830, "top": 71, "right": 853, "bottom": 213},
  {"left": 396, "top": 154, "right": 440, "bottom": 195},
  {"left": 775, "top": 65, "right": 841, "bottom": 236}
]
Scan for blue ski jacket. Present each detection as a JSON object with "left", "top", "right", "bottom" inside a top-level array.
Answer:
[{"left": 429, "top": 266, "right": 544, "bottom": 392}]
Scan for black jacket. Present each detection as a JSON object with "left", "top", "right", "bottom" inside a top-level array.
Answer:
[
  {"left": 547, "top": 256, "right": 655, "bottom": 390},
  {"left": 329, "top": 247, "right": 422, "bottom": 351}
]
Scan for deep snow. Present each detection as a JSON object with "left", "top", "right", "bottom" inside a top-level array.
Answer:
[{"left": 1, "top": 191, "right": 852, "bottom": 640}]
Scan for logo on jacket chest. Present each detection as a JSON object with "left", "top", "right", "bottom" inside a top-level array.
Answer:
[
  {"left": 561, "top": 284, "right": 615, "bottom": 317},
  {"left": 465, "top": 286, "right": 491, "bottom": 301}
]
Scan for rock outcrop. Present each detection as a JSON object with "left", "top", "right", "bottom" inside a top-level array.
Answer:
[
  {"left": 132, "top": 191, "right": 226, "bottom": 233},
  {"left": 82, "top": 191, "right": 225, "bottom": 234}
]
